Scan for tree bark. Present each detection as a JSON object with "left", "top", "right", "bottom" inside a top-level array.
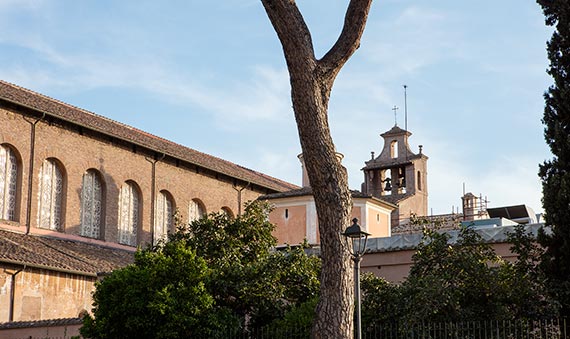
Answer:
[{"left": 260, "top": 1, "right": 373, "bottom": 337}]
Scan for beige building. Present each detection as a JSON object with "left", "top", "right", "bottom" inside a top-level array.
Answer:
[
  {"left": 262, "top": 154, "right": 396, "bottom": 246},
  {"left": 0, "top": 80, "right": 296, "bottom": 325},
  {"left": 360, "top": 223, "right": 542, "bottom": 283}
]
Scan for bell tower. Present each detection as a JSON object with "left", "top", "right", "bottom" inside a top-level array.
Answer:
[{"left": 361, "top": 125, "right": 428, "bottom": 227}]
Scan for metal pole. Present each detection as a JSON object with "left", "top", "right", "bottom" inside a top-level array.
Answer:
[{"left": 354, "top": 255, "right": 362, "bottom": 339}]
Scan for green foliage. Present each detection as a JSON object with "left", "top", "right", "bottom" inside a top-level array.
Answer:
[
  {"left": 171, "top": 201, "right": 320, "bottom": 328},
  {"left": 264, "top": 242, "right": 321, "bottom": 304},
  {"left": 506, "top": 225, "right": 559, "bottom": 318},
  {"left": 537, "top": 0, "right": 570, "bottom": 317},
  {"left": 360, "top": 226, "right": 556, "bottom": 326},
  {"left": 81, "top": 241, "right": 216, "bottom": 339},
  {"left": 82, "top": 200, "right": 320, "bottom": 337},
  {"left": 361, "top": 273, "right": 403, "bottom": 326},
  {"left": 403, "top": 227, "right": 507, "bottom": 323},
  {"left": 243, "top": 243, "right": 321, "bottom": 328},
  {"left": 266, "top": 297, "right": 318, "bottom": 338},
  {"left": 173, "top": 200, "right": 277, "bottom": 268}
]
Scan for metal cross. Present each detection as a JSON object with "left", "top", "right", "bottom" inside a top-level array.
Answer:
[{"left": 392, "top": 105, "right": 399, "bottom": 126}]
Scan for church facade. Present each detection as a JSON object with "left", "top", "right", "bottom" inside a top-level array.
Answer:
[{"left": 0, "top": 80, "right": 297, "bottom": 323}]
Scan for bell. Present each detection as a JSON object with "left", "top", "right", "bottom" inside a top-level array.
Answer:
[{"left": 384, "top": 178, "right": 392, "bottom": 191}]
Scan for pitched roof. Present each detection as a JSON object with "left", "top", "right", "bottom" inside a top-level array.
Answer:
[
  {"left": 380, "top": 125, "right": 411, "bottom": 138},
  {"left": 0, "top": 317, "right": 82, "bottom": 329},
  {"left": 259, "top": 187, "right": 397, "bottom": 209},
  {"left": 0, "top": 80, "right": 298, "bottom": 193},
  {"left": 0, "top": 229, "right": 134, "bottom": 277},
  {"left": 259, "top": 186, "right": 313, "bottom": 199},
  {"left": 366, "top": 223, "right": 544, "bottom": 253}
]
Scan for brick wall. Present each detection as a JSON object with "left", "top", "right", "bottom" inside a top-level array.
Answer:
[{"left": 0, "top": 103, "right": 265, "bottom": 247}]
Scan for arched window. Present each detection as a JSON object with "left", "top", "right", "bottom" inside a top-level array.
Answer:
[
  {"left": 221, "top": 206, "right": 234, "bottom": 219},
  {"left": 118, "top": 181, "right": 140, "bottom": 246},
  {"left": 38, "top": 158, "right": 64, "bottom": 230},
  {"left": 154, "top": 190, "right": 174, "bottom": 244},
  {"left": 390, "top": 140, "right": 398, "bottom": 158},
  {"left": 188, "top": 199, "right": 206, "bottom": 223},
  {"left": 80, "top": 170, "right": 104, "bottom": 239},
  {"left": 0, "top": 145, "right": 19, "bottom": 221}
]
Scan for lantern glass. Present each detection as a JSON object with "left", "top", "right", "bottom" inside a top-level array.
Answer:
[{"left": 342, "top": 218, "right": 370, "bottom": 257}]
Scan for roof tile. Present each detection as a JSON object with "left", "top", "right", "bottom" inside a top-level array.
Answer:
[{"left": 0, "top": 229, "right": 134, "bottom": 276}]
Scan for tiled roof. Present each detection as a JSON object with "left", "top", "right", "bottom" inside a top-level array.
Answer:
[
  {"left": 366, "top": 223, "right": 544, "bottom": 253},
  {"left": 0, "top": 80, "right": 298, "bottom": 193},
  {"left": 259, "top": 188, "right": 397, "bottom": 208},
  {"left": 362, "top": 152, "right": 427, "bottom": 171},
  {"left": 0, "top": 317, "right": 82, "bottom": 329},
  {"left": 380, "top": 125, "right": 410, "bottom": 137},
  {"left": 0, "top": 229, "right": 134, "bottom": 276},
  {"left": 259, "top": 187, "right": 313, "bottom": 199},
  {"left": 372, "top": 193, "right": 407, "bottom": 205}
]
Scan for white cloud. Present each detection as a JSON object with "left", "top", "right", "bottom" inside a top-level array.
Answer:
[
  {"left": 0, "top": 29, "right": 293, "bottom": 129},
  {"left": 157, "top": 66, "right": 291, "bottom": 122}
]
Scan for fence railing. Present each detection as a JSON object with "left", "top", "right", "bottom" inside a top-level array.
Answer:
[
  {"left": 363, "top": 318, "right": 568, "bottom": 339},
  {"left": 204, "top": 318, "right": 568, "bottom": 339},
  {"left": 8, "top": 318, "right": 568, "bottom": 339}
]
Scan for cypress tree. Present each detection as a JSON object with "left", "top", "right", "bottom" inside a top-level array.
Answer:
[{"left": 537, "top": 0, "right": 570, "bottom": 317}]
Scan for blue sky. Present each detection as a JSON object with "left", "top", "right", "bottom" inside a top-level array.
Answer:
[{"left": 0, "top": 1, "right": 553, "bottom": 215}]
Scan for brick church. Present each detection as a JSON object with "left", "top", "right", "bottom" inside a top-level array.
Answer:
[
  {"left": 0, "top": 79, "right": 433, "bottom": 331},
  {"left": 0, "top": 80, "right": 297, "bottom": 324}
]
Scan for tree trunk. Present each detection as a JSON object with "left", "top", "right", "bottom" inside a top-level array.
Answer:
[
  {"left": 260, "top": 1, "right": 373, "bottom": 337},
  {"left": 293, "top": 74, "right": 355, "bottom": 339}
]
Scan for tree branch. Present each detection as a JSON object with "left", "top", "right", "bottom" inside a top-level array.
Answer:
[
  {"left": 319, "top": 0, "right": 373, "bottom": 76},
  {"left": 261, "top": 0, "right": 316, "bottom": 71}
]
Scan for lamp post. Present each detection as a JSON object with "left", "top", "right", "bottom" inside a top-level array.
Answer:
[{"left": 342, "top": 218, "right": 370, "bottom": 339}]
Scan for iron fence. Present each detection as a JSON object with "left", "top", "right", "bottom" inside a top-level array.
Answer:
[
  {"left": 363, "top": 318, "right": 568, "bottom": 339},
  {"left": 9, "top": 318, "right": 568, "bottom": 339},
  {"left": 205, "top": 318, "right": 568, "bottom": 339}
]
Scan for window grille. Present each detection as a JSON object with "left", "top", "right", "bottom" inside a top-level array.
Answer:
[
  {"left": 188, "top": 199, "right": 205, "bottom": 223},
  {"left": 118, "top": 182, "right": 139, "bottom": 246},
  {"left": 80, "top": 170, "right": 103, "bottom": 238},
  {"left": 38, "top": 159, "right": 63, "bottom": 230},
  {"left": 154, "top": 191, "right": 173, "bottom": 244},
  {"left": 0, "top": 145, "right": 18, "bottom": 221}
]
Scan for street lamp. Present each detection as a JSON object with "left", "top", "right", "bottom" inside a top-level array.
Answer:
[{"left": 342, "top": 218, "right": 370, "bottom": 339}]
